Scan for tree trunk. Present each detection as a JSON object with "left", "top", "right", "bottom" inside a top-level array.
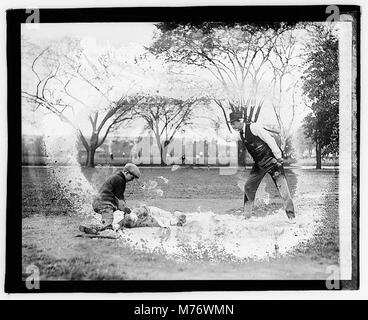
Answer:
[
  {"left": 316, "top": 141, "right": 322, "bottom": 169},
  {"left": 160, "top": 145, "right": 167, "bottom": 166},
  {"left": 85, "top": 132, "right": 99, "bottom": 168},
  {"left": 85, "top": 147, "right": 96, "bottom": 168},
  {"left": 204, "top": 140, "right": 209, "bottom": 166},
  {"left": 154, "top": 134, "right": 166, "bottom": 166},
  {"left": 85, "top": 149, "right": 90, "bottom": 167},
  {"left": 160, "top": 140, "right": 171, "bottom": 166}
]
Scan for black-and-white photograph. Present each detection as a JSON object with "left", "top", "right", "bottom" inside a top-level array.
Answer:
[{"left": 5, "top": 5, "right": 359, "bottom": 292}]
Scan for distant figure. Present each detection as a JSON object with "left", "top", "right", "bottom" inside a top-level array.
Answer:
[
  {"left": 181, "top": 154, "right": 186, "bottom": 165},
  {"left": 229, "top": 111, "right": 295, "bottom": 221},
  {"left": 79, "top": 163, "right": 141, "bottom": 235},
  {"left": 110, "top": 153, "right": 114, "bottom": 161}
]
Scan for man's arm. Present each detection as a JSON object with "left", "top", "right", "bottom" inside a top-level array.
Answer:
[
  {"left": 118, "top": 199, "right": 127, "bottom": 210},
  {"left": 250, "top": 122, "right": 282, "bottom": 160}
]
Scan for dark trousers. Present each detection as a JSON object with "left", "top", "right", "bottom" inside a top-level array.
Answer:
[
  {"left": 244, "top": 163, "right": 295, "bottom": 217},
  {"left": 92, "top": 197, "right": 117, "bottom": 226}
]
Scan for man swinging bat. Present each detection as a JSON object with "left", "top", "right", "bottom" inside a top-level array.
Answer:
[{"left": 229, "top": 111, "right": 295, "bottom": 221}]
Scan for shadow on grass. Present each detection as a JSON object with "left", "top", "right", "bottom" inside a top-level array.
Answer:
[{"left": 22, "top": 243, "right": 128, "bottom": 280}]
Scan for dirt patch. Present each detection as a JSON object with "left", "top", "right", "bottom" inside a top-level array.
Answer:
[{"left": 22, "top": 214, "right": 334, "bottom": 280}]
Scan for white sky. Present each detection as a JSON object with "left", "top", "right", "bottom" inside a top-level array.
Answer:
[
  {"left": 22, "top": 22, "right": 157, "bottom": 48},
  {"left": 21, "top": 22, "right": 308, "bottom": 139},
  {"left": 22, "top": 22, "right": 154, "bottom": 137}
]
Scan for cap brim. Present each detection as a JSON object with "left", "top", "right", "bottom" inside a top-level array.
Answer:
[
  {"left": 126, "top": 170, "right": 138, "bottom": 179},
  {"left": 131, "top": 173, "right": 139, "bottom": 179}
]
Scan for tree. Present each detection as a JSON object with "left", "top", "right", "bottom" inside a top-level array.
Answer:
[
  {"left": 268, "top": 30, "right": 304, "bottom": 153},
  {"left": 126, "top": 54, "right": 210, "bottom": 166},
  {"left": 22, "top": 38, "right": 141, "bottom": 167},
  {"left": 149, "top": 22, "right": 294, "bottom": 131},
  {"left": 294, "top": 126, "right": 314, "bottom": 159},
  {"left": 302, "top": 25, "right": 339, "bottom": 169},
  {"left": 134, "top": 95, "right": 204, "bottom": 165}
]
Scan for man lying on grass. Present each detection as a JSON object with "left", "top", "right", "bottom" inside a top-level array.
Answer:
[
  {"left": 114, "top": 205, "right": 187, "bottom": 230},
  {"left": 79, "top": 205, "right": 187, "bottom": 235}
]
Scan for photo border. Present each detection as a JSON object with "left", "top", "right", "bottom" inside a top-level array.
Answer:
[{"left": 6, "top": 5, "right": 360, "bottom": 293}]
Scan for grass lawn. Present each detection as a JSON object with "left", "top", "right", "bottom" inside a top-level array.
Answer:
[{"left": 22, "top": 166, "right": 340, "bottom": 280}]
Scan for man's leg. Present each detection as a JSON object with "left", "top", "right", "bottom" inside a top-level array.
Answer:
[
  {"left": 243, "top": 164, "right": 266, "bottom": 218},
  {"left": 100, "top": 206, "right": 115, "bottom": 227},
  {"left": 269, "top": 166, "right": 295, "bottom": 220},
  {"left": 79, "top": 199, "right": 115, "bottom": 234}
]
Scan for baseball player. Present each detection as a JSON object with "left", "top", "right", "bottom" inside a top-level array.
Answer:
[
  {"left": 229, "top": 111, "right": 295, "bottom": 221},
  {"left": 113, "top": 205, "right": 187, "bottom": 230},
  {"left": 79, "top": 163, "right": 141, "bottom": 234}
]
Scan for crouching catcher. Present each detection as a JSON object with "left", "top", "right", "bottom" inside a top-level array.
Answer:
[{"left": 79, "top": 163, "right": 141, "bottom": 235}]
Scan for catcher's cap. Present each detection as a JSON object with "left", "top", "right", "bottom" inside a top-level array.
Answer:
[
  {"left": 124, "top": 163, "right": 141, "bottom": 179},
  {"left": 228, "top": 111, "right": 243, "bottom": 123}
]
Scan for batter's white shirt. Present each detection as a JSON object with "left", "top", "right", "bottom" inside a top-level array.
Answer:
[{"left": 243, "top": 122, "right": 282, "bottom": 159}]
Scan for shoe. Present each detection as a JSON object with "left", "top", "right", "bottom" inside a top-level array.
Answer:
[
  {"left": 244, "top": 211, "right": 252, "bottom": 220},
  {"left": 79, "top": 225, "right": 100, "bottom": 235},
  {"left": 286, "top": 211, "right": 295, "bottom": 220},
  {"left": 286, "top": 211, "right": 296, "bottom": 224},
  {"left": 100, "top": 224, "right": 113, "bottom": 231},
  {"left": 243, "top": 203, "right": 253, "bottom": 219}
]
